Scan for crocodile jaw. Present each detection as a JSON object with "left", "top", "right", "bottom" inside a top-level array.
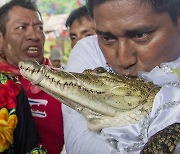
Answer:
[
  {"left": 19, "top": 60, "right": 159, "bottom": 131},
  {"left": 19, "top": 60, "right": 119, "bottom": 115}
]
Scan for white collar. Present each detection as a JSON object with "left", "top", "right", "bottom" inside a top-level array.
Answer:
[{"left": 138, "top": 57, "right": 180, "bottom": 86}]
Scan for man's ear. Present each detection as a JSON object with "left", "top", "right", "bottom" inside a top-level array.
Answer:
[
  {"left": 176, "top": 11, "right": 180, "bottom": 34},
  {"left": 177, "top": 11, "right": 180, "bottom": 25},
  {"left": 0, "top": 32, "right": 6, "bottom": 59},
  {"left": 0, "top": 32, "right": 3, "bottom": 49}
]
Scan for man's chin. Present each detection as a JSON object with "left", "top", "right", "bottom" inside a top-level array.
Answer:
[{"left": 24, "top": 57, "right": 44, "bottom": 64}]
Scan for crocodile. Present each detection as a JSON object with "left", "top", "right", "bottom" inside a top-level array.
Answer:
[{"left": 18, "top": 60, "right": 180, "bottom": 153}]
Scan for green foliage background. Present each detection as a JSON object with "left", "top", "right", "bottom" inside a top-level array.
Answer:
[
  {"left": 36, "top": 0, "right": 82, "bottom": 65},
  {"left": 36, "top": 0, "right": 80, "bottom": 15}
]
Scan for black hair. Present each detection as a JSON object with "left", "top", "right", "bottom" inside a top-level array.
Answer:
[
  {"left": 86, "top": 0, "right": 180, "bottom": 24},
  {"left": 66, "top": 5, "right": 92, "bottom": 29},
  {"left": 0, "top": 0, "right": 41, "bottom": 36}
]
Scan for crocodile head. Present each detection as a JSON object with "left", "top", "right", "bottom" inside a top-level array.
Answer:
[{"left": 19, "top": 60, "right": 160, "bottom": 131}]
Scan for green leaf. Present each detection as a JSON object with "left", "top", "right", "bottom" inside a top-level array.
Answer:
[
  {"left": 172, "top": 68, "right": 180, "bottom": 78},
  {"left": 0, "top": 73, "right": 8, "bottom": 84}
]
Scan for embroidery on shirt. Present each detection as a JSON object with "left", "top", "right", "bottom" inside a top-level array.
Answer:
[
  {"left": 28, "top": 98, "right": 48, "bottom": 118},
  {"left": 105, "top": 62, "right": 114, "bottom": 73}
]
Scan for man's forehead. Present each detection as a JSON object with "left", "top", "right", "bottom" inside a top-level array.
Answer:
[
  {"left": 75, "top": 16, "right": 93, "bottom": 24},
  {"left": 7, "top": 7, "right": 42, "bottom": 24},
  {"left": 9, "top": 6, "right": 40, "bottom": 18}
]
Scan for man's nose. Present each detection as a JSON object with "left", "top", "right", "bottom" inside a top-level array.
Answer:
[
  {"left": 77, "top": 35, "right": 83, "bottom": 42},
  {"left": 26, "top": 26, "right": 39, "bottom": 41},
  {"left": 117, "top": 39, "right": 136, "bottom": 69}
]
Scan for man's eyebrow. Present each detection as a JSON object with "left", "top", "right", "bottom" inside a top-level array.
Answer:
[
  {"left": 96, "top": 30, "right": 116, "bottom": 38},
  {"left": 81, "top": 29, "right": 93, "bottom": 34},
  {"left": 36, "top": 21, "right": 43, "bottom": 25},
  {"left": 125, "top": 26, "right": 157, "bottom": 36},
  {"left": 69, "top": 32, "right": 76, "bottom": 37},
  {"left": 96, "top": 26, "right": 157, "bottom": 38},
  {"left": 13, "top": 20, "right": 43, "bottom": 26}
]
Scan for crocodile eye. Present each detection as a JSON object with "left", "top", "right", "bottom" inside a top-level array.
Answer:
[{"left": 94, "top": 67, "right": 107, "bottom": 73}]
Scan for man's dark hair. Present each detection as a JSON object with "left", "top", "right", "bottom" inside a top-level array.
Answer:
[
  {"left": 0, "top": 0, "right": 41, "bottom": 36},
  {"left": 66, "top": 5, "right": 93, "bottom": 29},
  {"left": 86, "top": 0, "right": 180, "bottom": 24}
]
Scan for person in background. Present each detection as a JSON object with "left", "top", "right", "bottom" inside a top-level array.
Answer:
[
  {"left": 0, "top": 0, "right": 64, "bottom": 153},
  {"left": 49, "top": 45, "right": 62, "bottom": 68},
  {"left": 63, "top": 0, "right": 180, "bottom": 153},
  {"left": 49, "top": 48, "right": 62, "bottom": 68},
  {"left": 66, "top": 5, "right": 96, "bottom": 48}
]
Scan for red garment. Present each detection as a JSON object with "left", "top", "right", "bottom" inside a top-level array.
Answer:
[{"left": 0, "top": 59, "right": 64, "bottom": 154}]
